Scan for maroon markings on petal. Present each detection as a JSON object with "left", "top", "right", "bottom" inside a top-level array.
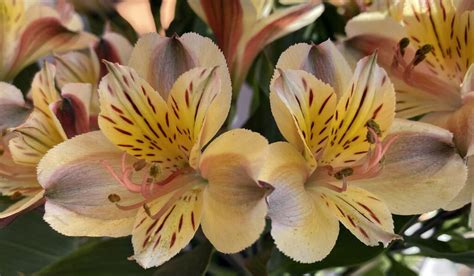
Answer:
[{"left": 52, "top": 94, "right": 90, "bottom": 139}]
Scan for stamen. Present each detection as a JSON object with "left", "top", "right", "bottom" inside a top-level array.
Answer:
[{"left": 102, "top": 153, "right": 195, "bottom": 213}]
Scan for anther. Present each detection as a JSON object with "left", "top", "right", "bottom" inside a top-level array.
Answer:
[
  {"left": 133, "top": 159, "right": 147, "bottom": 171},
  {"left": 149, "top": 164, "right": 161, "bottom": 178},
  {"left": 398, "top": 37, "right": 410, "bottom": 56},
  {"left": 413, "top": 44, "right": 433, "bottom": 65},
  {"left": 108, "top": 193, "right": 121, "bottom": 203},
  {"left": 334, "top": 167, "right": 354, "bottom": 180}
]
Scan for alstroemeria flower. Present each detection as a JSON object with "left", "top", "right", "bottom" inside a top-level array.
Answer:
[
  {"left": 0, "top": 62, "right": 93, "bottom": 221},
  {"left": 0, "top": 0, "right": 96, "bottom": 81},
  {"left": 261, "top": 41, "right": 466, "bottom": 262},
  {"left": 54, "top": 31, "right": 133, "bottom": 114},
  {"left": 188, "top": 0, "right": 324, "bottom": 92},
  {"left": 37, "top": 33, "right": 269, "bottom": 268},
  {"left": 345, "top": 0, "right": 474, "bottom": 216}
]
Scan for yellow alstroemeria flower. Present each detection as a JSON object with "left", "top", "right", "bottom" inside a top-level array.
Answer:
[
  {"left": 54, "top": 31, "right": 133, "bottom": 115},
  {"left": 0, "top": 63, "right": 93, "bottom": 222},
  {"left": 345, "top": 0, "right": 474, "bottom": 220},
  {"left": 0, "top": 0, "right": 96, "bottom": 81},
  {"left": 260, "top": 40, "right": 467, "bottom": 262},
  {"left": 37, "top": 33, "right": 269, "bottom": 268},
  {"left": 188, "top": 0, "right": 324, "bottom": 93}
]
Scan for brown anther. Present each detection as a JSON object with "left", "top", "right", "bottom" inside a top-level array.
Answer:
[
  {"left": 398, "top": 37, "right": 410, "bottom": 56},
  {"left": 10, "top": 191, "right": 22, "bottom": 200},
  {"left": 133, "top": 159, "right": 147, "bottom": 171},
  {"left": 334, "top": 167, "right": 354, "bottom": 180},
  {"left": 108, "top": 193, "right": 121, "bottom": 203},
  {"left": 413, "top": 44, "right": 433, "bottom": 65},
  {"left": 366, "top": 119, "right": 382, "bottom": 135},
  {"left": 149, "top": 164, "right": 160, "bottom": 178}
]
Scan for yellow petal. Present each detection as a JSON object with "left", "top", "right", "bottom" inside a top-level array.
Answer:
[
  {"left": 98, "top": 62, "right": 185, "bottom": 171},
  {"left": 167, "top": 66, "right": 230, "bottom": 168},
  {"left": 318, "top": 186, "right": 400, "bottom": 246},
  {"left": 0, "top": 0, "right": 25, "bottom": 79},
  {"left": 132, "top": 184, "right": 204, "bottom": 269},
  {"left": 263, "top": 142, "right": 339, "bottom": 263},
  {"left": 199, "top": 129, "right": 268, "bottom": 253},
  {"left": 270, "top": 69, "right": 337, "bottom": 168},
  {"left": 9, "top": 110, "right": 65, "bottom": 166},
  {"left": 403, "top": 0, "right": 474, "bottom": 86},
  {"left": 320, "top": 54, "right": 396, "bottom": 168}
]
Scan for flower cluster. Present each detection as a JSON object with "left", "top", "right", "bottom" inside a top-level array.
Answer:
[{"left": 0, "top": 0, "right": 472, "bottom": 271}]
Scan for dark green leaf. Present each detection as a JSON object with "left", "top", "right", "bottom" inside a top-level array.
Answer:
[
  {"left": 405, "top": 237, "right": 474, "bottom": 265},
  {"left": 154, "top": 240, "right": 214, "bottom": 275},
  {"left": 0, "top": 209, "right": 77, "bottom": 276},
  {"left": 37, "top": 237, "right": 150, "bottom": 276}
]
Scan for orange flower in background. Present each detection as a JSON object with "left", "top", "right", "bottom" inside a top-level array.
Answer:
[{"left": 188, "top": 0, "right": 325, "bottom": 93}]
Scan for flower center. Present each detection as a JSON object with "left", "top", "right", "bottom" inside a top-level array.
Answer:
[
  {"left": 391, "top": 37, "right": 433, "bottom": 85},
  {"left": 101, "top": 153, "right": 197, "bottom": 220},
  {"left": 316, "top": 120, "right": 398, "bottom": 193}
]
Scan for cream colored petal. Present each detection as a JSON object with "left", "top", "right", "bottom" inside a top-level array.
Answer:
[
  {"left": 276, "top": 41, "right": 353, "bottom": 98},
  {"left": 44, "top": 201, "right": 135, "bottom": 237},
  {"left": 354, "top": 119, "right": 468, "bottom": 215},
  {"left": 262, "top": 142, "right": 339, "bottom": 263},
  {"left": 128, "top": 34, "right": 197, "bottom": 98},
  {"left": 199, "top": 129, "right": 268, "bottom": 253},
  {"left": 445, "top": 156, "right": 474, "bottom": 210},
  {"left": 345, "top": 12, "right": 406, "bottom": 41},
  {"left": 132, "top": 184, "right": 204, "bottom": 269},
  {"left": 0, "top": 190, "right": 44, "bottom": 219},
  {"left": 462, "top": 64, "right": 474, "bottom": 96},
  {"left": 0, "top": 82, "right": 30, "bottom": 131},
  {"left": 54, "top": 48, "right": 100, "bottom": 88},
  {"left": 38, "top": 131, "right": 142, "bottom": 221}
]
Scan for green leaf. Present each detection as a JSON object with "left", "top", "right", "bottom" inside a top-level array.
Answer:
[
  {"left": 386, "top": 256, "right": 417, "bottom": 276},
  {"left": 153, "top": 240, "right": 214, "bottom": 275},
  {"left": 37, "top": 237, "right": 151, "bottom": 276},
  {"left": 38, "top": 237, "right": 214, "bottom": 276},
  {"left": 405, "top": 237, "right": 474, "bottom": 265},
  {"left": 0, "top": 209, "right": 78, "bottom": 276}
]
